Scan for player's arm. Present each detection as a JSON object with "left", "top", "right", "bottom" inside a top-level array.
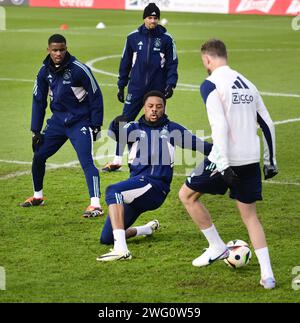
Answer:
[
  {"left": 201, "top": 80, "right": 239, "bottom": 186},
  {"left": 164, "top": 34, "right": 178, "bottom": 98},
  {"left": 117, "top": 36, "right": 133, "bottom": 90},
  {"left": 31, "top": 67, "right": 48, "bottom": 133},
  {"left": 80, "top": 66, "right": 104, "bottom": 128},
  {"left": 77, "top": 65, "right": 104, "bottom": 140},
  {"left": 108, "top": 116, "right": 138, "bottom": 144},
  {"left": 170, "top": 122, "right": 212, "bottom": 156},
  {"left": 201, "top": 80, "right": 229, "bottom": 172},
  {"left": 256, "top": 92, "right": 278, "bottom": 179}
]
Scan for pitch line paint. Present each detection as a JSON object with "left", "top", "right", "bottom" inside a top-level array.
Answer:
[
  {"left": 0, "top": 116, "right": 299, "bottom": 181},
  {"left": 85, "top": 56, "right": 300, "bottom": 98},
  {"left": 1, "top": 76, "right": 300, "bottom": 99}
]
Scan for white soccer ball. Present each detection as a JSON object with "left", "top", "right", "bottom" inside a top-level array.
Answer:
[
  {"left": 160, "top": 18, "right": 168, "bottom": 26},
  {"left": 224, "top": 239, "right": 252, "bottom": 268}
]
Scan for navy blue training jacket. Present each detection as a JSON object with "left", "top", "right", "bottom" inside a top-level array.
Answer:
[
  {"left": 109, "top": 115, "right": 212, "bottom": 192},
  {"left": 31, "top": 53, "right": 104, "bottom": 132},
  {"left": 118, "top": 24, "right": 178, "bottom": 91}
]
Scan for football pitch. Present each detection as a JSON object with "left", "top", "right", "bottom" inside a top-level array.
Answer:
[{"left": 0, "top": 7, "right": 299, "bottom": 303}]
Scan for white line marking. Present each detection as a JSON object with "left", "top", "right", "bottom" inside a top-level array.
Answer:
[
  {"left": 0, "top": 77, "right": 33, "bottom": 83},
  {"left": 0, "top": 170, "right": 31, "bottom": 180},
  {"left": 274, "top": 117, "right": 300, "bottom": 125},
  {"left": 4, "top": 20, "right": 298, "bottom": 33},
  {"left": 0, "top": 159, "right": 32, "bottom": 165},
  {"left": 1, "top": 76, "right": 300, "bottom": 98},
  {"left": 260, "top": 92, "right": 300, "bottom": 98},
  {"left": 0, "top": 154, "right": 115, "bottom": 180},
  {"left": 85, "top": 55, "right": 300, "bottom": 98},
  {"left": 194, "top": 118, "right": 300, "bottom": 140},
  {"left": 85, "top": 55, "right": 119, "bottom": 78},
  {"left": 263, "top": 180, "right": 300, "bottom": 186},
  {"left": 2, "top": 166, "right": 298, "bottom": 187},
  {"left": 0, "top": 116, "right": 299, "bottom": 176},
  {"left": 173, "top": 172, "right": 300, "bottom": 186}
]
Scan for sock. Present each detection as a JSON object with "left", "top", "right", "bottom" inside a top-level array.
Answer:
[
  {"left": 113, "top": 229, "right": 128, "bottom": 253},
  {"left": 135, "top": 224, "right": 153, "bottom": 236},
  {"left": 91, "top": 197, "right": 100, "bottom": 208},
  {"left": 113, "top": 155, "right": 123, "bottom": 165},
  {"left": 33, "top": 190, "right": 43, "bottom": 199},
  {"left": 201, "top": 224, "right": 226, "bottom": 251},
  {"left": 255, "top": 247, "right": 274, "bottom": 280}
]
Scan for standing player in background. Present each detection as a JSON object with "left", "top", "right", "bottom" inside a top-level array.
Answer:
[
  {"left": 179, "top": 39, "right": 278, "bottom": 289},
  {"left": 102, "top": 2, "right": 178, "bottom": 172},
  {"left": 97, "top": 91, "right": 212, "bottom": 261},
  {"left": 20, "top": 34, "right": 105, "bottom": 218}
]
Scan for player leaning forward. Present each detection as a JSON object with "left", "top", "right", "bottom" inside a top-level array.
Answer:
[
  {"left": 179, "top": 39, "right": 278, "bottom": 289},
  {"left": 97, "top": 91, "right": 212, "bottom": 261},
  {"left": 20, "top": 34, "right": 104, "bottom": 217}
]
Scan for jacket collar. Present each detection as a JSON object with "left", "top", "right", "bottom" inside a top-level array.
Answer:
[
  {"left": 43, "top": 52, "right": 75, "bottom": 74},
  {"left": 139, "top": 114, "right": 169, "bottom": 128},
  {"left": 138, "top": 24, "right": 166, "bottom": 37}
]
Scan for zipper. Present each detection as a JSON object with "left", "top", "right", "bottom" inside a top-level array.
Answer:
[
  {"left": 150, "top": 165, "right": 154, "bottom": 175},
  {"left": 145, "top": 33, "right": 151, "bottom": 86}
]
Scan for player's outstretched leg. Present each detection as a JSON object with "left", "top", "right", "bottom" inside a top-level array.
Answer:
[
  {"left": 192, "top": 247, "right": 229, "bottom": 267},
  {"left": 129, "top": 219, "right": 160, "bottom": 237}
]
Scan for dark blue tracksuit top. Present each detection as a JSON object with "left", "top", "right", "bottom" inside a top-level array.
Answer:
[
  {"left": 31, "top": 53, "right": 103, "bottom": 133},
  {"left": 109, "top": 115, "right": 212, "bottom": 193},
  {"left": 118, "top": 24, "right": 178, "bottom": 92}
]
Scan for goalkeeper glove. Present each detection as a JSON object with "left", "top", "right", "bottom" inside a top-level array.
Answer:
[
  {"left": 221, "top": 167, "right": 240, "bottom": 187},
  {"left": 32, "top": 132, "right": 44, "bottom": 152},
  {"left": 91, "top": 126, "right": 101, "bottom": 141},
  {"left": 164, "top": 85, "right": 174, "bottom": 99},
  {"left": 117, "top": 88, "right": 125, "bottom": 103},
  {"left": 263, "top": 164, "right": 278, "bottom": 180}
]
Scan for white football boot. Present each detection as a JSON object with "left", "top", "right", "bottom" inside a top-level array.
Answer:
[
  {"left": 192, "top": 247, "right": 229, "bottom": 267},
  {"left": 260, "top": 277, "right": 276, "bottom": 289},
  {"left": 146, "top": 219, "right": 160, "bottom": 234},
  {"left": 96, "top": 249, "right": 132, "bottom": 262}
]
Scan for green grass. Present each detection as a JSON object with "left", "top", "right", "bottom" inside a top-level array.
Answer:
[{"left": 0, "top": 7, "right": 300, "bottom": 303}]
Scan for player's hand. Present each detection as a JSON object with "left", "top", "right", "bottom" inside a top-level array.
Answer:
[
  {"left": 91, "top": 126, "right": 101, "bottom": 141},
  {"left": 117, "top": 88, "right": 125, "bottom": 103},
  {"left": 113, "top": 115, "right": 128, "bottom": 127},
  {"left": 164, "top": 85, "right": 174, "bottom": 99},
  {"left": 32, "top": 132, "right": 44, "bottom": 152},
  {"left": 221, "top": 167, "right": 240, "bottom": 187},
  {"left": 263, "top": 164, "right": 278, "bottom": 180},
  {"left": 204, "top": 142, "right": 213, "bottom": 156}
]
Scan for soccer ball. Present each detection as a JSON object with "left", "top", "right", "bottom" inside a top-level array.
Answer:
[
  {"left": 160, "top": 18, "right": 168, "bottom": 26},
  {"left": 223, "top": 239, "right": 252, "bottom": 268}
]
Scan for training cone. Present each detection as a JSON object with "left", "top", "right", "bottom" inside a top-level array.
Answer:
[
  {"left": 96, "top": 22, "right": 106, "bottom": 29},
  {"left": 60, "top": 24, "right": 69, "bottom": 30}
]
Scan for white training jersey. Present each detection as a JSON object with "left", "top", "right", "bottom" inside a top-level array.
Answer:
[{"left": 200, "top": 65, "right": 276, "bottom": 171}]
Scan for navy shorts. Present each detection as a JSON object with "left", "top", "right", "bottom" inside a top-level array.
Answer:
[
  {"left": 100, "top": 175, "right": 168, "bottom": 244},
  {"left": 185, "top": 158, "right": 262, "bottom": 204}
]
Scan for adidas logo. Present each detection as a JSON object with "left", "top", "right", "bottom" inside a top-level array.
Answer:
[
  {"left": 151, "top": 11, "right": 157, "bottom": 15},
  {"left": 232, "top": 76, "right": 253, "bottom": 104},
  {"left": 80, "top": 127, "right": 87, "bottom": 135},
  {"left": 232, "top": 76, "right": 249, "bottom": 89}
]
